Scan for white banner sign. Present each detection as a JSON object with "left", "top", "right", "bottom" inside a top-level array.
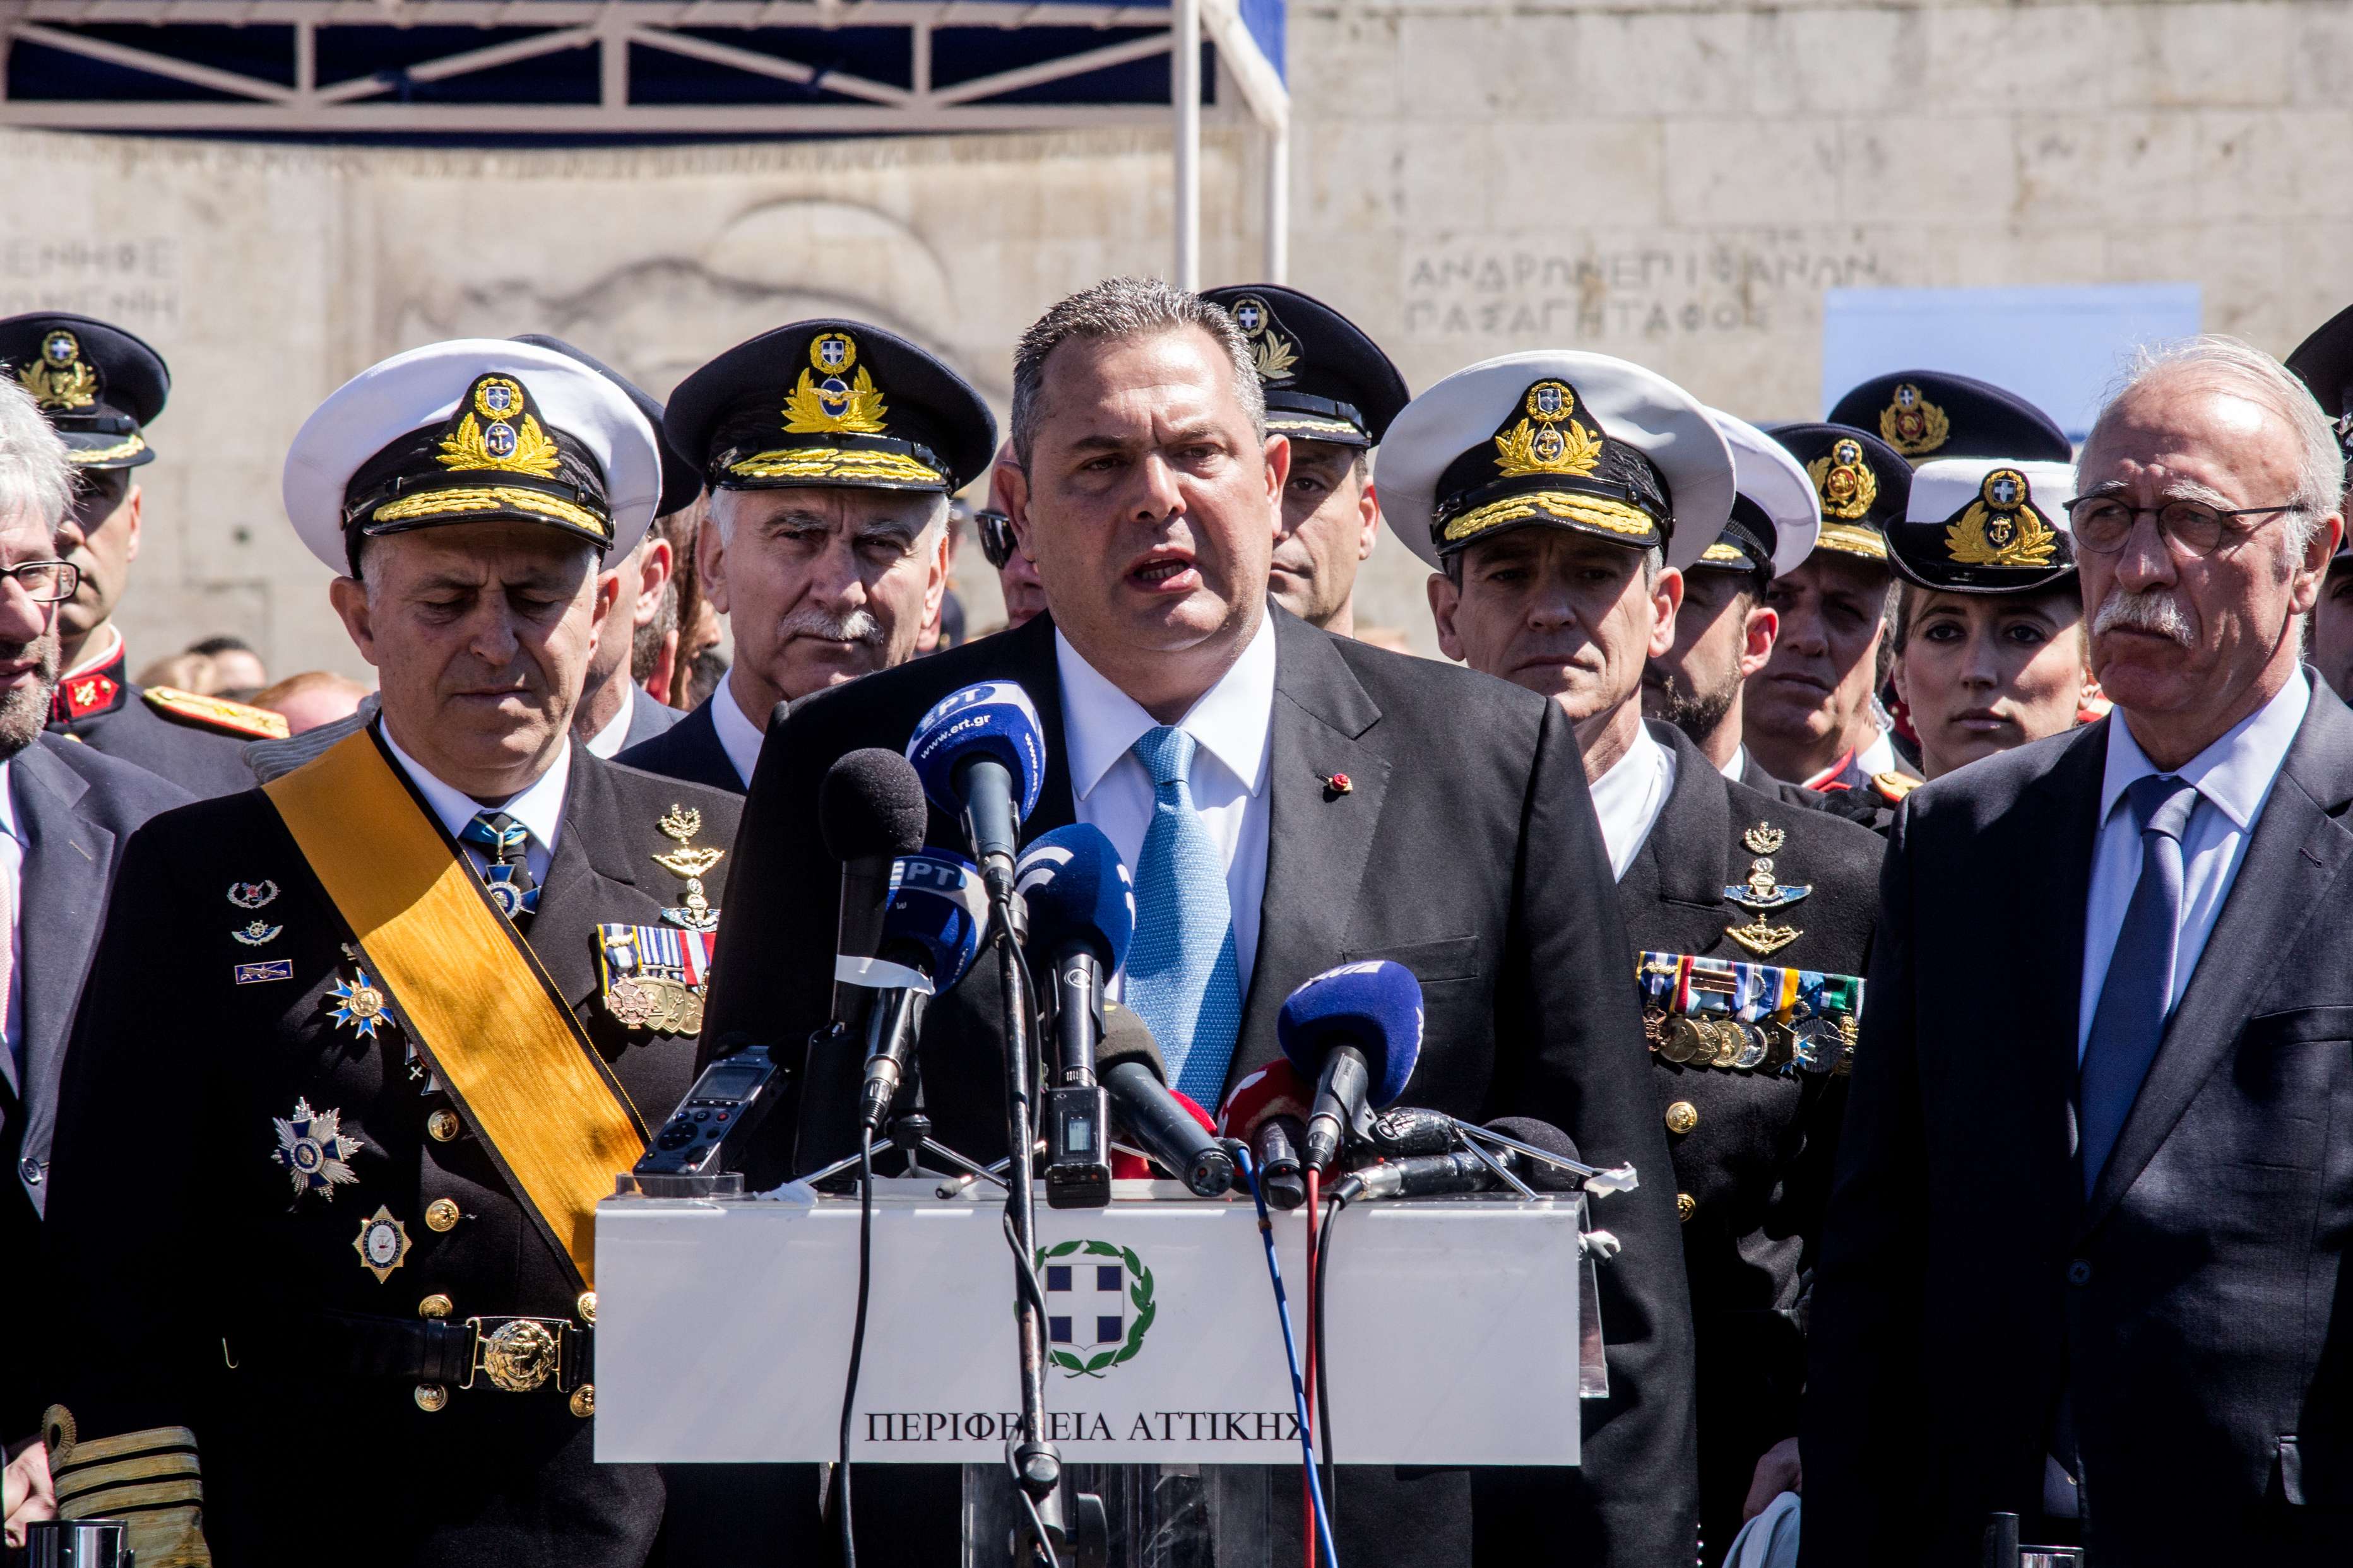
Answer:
[{"left": 596, "top": 1183, "right": 1584, "bottom": 1466}]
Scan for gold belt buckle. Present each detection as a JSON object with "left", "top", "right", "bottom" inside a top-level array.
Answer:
[{"left": 461, "top": 1317, "right": 567, "bottom": 1394}]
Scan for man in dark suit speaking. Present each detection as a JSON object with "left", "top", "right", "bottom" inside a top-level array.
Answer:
[
  {"left": 702, "top": 276, "right": 1695, "bottom": 1566},
  {"left": 1803, "top": 336, "right": 2353, "bottom": 1565}
]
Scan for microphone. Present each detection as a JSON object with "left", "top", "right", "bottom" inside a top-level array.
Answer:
[
  {"left": 1099, "top": 1003, "right": 1236, "bottom": 1198},
  {"left": 1277, "top": 961, "right": 1425, "bottom": 1174},
  {"left": 1218, "top": 1061, "right": 1314, "bottom": 1211},
  {"left": 1018, "top": 826, "right": 1137, "bottom": 1210},
  {"left": 1333, "top": 1117, "right": 1582, "bottom": 1205},
  {"left": 905, "top": 681, "right": 1047, "bottom": 899},
  {"left": 820, "top": 750, "right": 932, "bottom": 1030},
  {"left": 855, "top": 852, "right": 988, "bottom": 1134}
]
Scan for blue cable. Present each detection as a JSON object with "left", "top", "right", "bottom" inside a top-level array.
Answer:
[{"left": 1234, "top": 1144, "right": 1341, "bottom": 1568}]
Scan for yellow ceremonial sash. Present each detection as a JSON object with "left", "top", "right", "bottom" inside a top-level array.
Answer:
[{"left": 264, "top": 730, "right": 644, "bottom": 1290}]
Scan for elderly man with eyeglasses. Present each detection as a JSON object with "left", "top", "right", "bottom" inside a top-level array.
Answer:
[
  {"left": 1803, "top": 336, "right": 2353, "bottom": 1567},
  {"left": 0, "top": 374, "right": 190, "bottom": 1547}
]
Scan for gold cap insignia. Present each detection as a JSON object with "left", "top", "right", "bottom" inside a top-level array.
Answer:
[
  {"left": 16, "top": 327, "right": 100, "bottom": 411},
  {"left": 1495, "top": 380, "right": 1604, "bottom": 478},
  {"left": 1230, "top": 295, "right": 1299, "bottom": 384},
  {"left": 437, "top": 374, "right": 562, "bottom": 479},
  {"left": 1807, "top": 437, "right": 1880, "bottom": 521},
  {"left": 1880, "top": 382, "right": 1951, "bottom": 457},
  {"left": 784, "top": 331, "right": 889, "bottom": 435},
  {"left": 1945, "top": 466, "right": 2058, "bottom": 567}
]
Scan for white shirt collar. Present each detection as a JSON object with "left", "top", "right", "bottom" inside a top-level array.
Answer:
[
  {"left": 711, "top": 673, "right": 767, "bottom": 789},
  {"left": 1591, "top": 719, "right": 1675, "bottom": 882},
  {"left": 584, "top": 685, "right": 637, "bottom": 760},
  {"left": 2099, "top": 667, "right": 2311, "bottom": 831},
  {"left": 0, "top": 757, "right": 17, "bottom": 843},
  {"left": 379, "top": 722, "right": 572, "bottom": 857},
  {"left": 64, "top": 623, "right": 123, "bottom": 681},
  {"left": 1719, "top": 743, "right": 1746, "bottom": 783},
  {"left": 1055, "top": 616, "right": 1277, "bottom": 803}
]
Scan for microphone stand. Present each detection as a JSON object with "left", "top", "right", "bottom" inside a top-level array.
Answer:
[{"left": 986, "top": 886, "right": 1105, "bottom": 1568}]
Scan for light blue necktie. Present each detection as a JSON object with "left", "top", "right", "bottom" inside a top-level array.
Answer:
[
  {"left": 2078, "top": 774, "right": 2201, "bottom": 1194},
  {"left": 1122, "top": 725, "right": 1243, "bottom": 1107}
]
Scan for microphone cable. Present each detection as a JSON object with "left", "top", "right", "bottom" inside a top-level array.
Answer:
[
  {"left": 1314, "top": 1186, "right": 1341, "bottom": 1497},
  {"left": 835, "top": 1135, "right": 876, "bottom": 1568},
  {"left": 1235, "top": 1143, "right": 1340, "bottom": 1568},
  {"left": 1302, "top": 1166, "right": 1323, "bottom": 1568}
]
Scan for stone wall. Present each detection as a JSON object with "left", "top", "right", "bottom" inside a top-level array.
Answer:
[{"left": 3, "top": 0, "right": 2347, "bottom": 672}]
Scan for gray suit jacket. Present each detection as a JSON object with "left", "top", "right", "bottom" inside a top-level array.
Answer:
[{"left": 1805, "top": 675, "right": 2353, "bottom": 1566}]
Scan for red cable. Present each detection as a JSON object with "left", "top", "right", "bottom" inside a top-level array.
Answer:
[{"left": 1303, "top": 1165, "right": 1322, "bottom": 1568}]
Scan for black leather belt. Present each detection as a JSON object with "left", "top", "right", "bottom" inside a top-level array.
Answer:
[{"left": 259, "top": 1310, "right": 588, "bottom": 1395}]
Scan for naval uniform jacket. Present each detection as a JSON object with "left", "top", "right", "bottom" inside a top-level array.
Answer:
[
  {"left": 0, "top": 738, "right": 192, "bottom": 1439},
  {"left": 618, "top": 695, "right": 744, "bottom": 795},
  {"left": 47, "top": 640, "right": 262, "bottom": 797},
  {"left": 1804, "top": 685, "right": 2353, "bottom": 1567},
  {"left": 39, "top": 731, "right": 740, "bottom": 1568},
  {"left": 1617, "top": 722, "right": 1880, "bottom": 1563},
  {"left": 700, "top": 606, "right": 1697, "bottom": 1568}
]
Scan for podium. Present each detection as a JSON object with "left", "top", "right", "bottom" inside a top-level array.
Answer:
[{"left": 598, "top": 1179, "right": 1596, "bottom": 1564}]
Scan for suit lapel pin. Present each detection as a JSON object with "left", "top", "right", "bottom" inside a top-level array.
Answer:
[
  {"left": 1319, "top": 771, "right": 1353, "bottom": 798},
  {"left": 231, "top": 918, "right": 283, "bottom": 946},
  {"left": 227, "top": 880, "right": 280, "bottom": 909},
  {"left": 272, "top": 1097, "right": 362, "bottom": 1203},
  {"left": 651, "top": 803, "right": 725, "bottom": 932}
]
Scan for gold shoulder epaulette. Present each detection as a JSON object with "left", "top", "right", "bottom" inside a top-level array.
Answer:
[
  {"left": 143, "top": 685, "right": 290, "bottom": 741},
  {"left": 1871, "top": 770, "right": 1923, "bottom": 803}
]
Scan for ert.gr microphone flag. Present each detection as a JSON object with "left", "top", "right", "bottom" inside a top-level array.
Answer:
[{"left": 1016, "top": 823, "right": 1137, "bottom": 972}]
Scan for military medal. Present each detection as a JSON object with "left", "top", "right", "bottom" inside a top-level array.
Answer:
[
  {"left": 1663, "top": 1017, "right": 1704, "bottom": 1064},
  {"left": 651, "top": 805, "right": 724, "bottom": 932},
  {"left": 596, "top": 922, "right": 714, "bottom": 1033},
  {"left": 1642, "top": 1005, "right": 1671, "bottom": 1053},
  {"left": 326, "top": 966, "right": 391, "bottom": 1040},
  {"left": 272, "top": 1097, "right": 362, "bottom": 1201},
  {"left": 227, "top": 880, "right": 280, "bottom": 909},
  {"left": 231, "top": 919, "right": 284, "bottom": 946},
  {"left": 353, "top": 1205, "right": 411, "bottom": 1282}
]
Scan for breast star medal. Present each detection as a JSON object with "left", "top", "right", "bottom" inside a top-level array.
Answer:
[
  {"left": 353, "top": 1205, "right": 411, "bottom": 1282},
  {"left": 326, "top": 964, "right": 391, "bottom": 1040},
  {"left": 651, "top": 805, "right": 724, "bottom": 933},
  {"left": 273, "top": 1098, "right": 362, "bottom": 1202}
]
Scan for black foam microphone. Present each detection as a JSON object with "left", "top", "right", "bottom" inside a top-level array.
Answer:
[
  {"left": 1098, "top": 1004, "right": 1236, "bottom": 1198},
  {"left": 820, "top": 750, "right": 932, "bottom": 1029},
  {"left": 1333, "top": 1117, "right": 1583, "bottom": 1205},
  {"left": 1484, "top": 1117, "right": 1586, "bottom": 1193}
]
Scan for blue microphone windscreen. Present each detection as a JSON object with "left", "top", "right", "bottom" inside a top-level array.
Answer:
[
  {"left": 1276, "top": 960, "right": 1425, "bottom": 1107},
  {"left": 906, "top": 681, "right": 1046, "bottom": 825},
  {"left": 883, "top": 852, "right": 988, "bottom": 989},
  {"left": 1015, "top": 823, "right": 1135, "bottom": 972}
]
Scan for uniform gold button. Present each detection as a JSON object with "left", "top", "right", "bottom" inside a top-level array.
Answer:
[
  {"left": 414, "top": 1384, "right": 448, "bottom": 1413},
  {"left": 424, "top": 1198, "right": 461, "bottom": 1232},
  {"left": 427, "top": 1110, "right": 461, "bottom": 1143},
  {"left": 1664, "top": 1101, "right": 1698, "bottom": 1136},
  {"left": 576, "top": 1290, "right": 598, "bottom": 1326},
  {"left": 570, "top": 1384, "right": 596, "bottom": 1419},
  {"left": 1676, "top": 1193, "right": 1696, "bottom": 1223},
  {"left": 418, "top": 1294, "right": 453, "bottom": 1320}
]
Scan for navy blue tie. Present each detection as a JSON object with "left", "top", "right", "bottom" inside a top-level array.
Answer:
[{"left": 2078, "top": 774, "right": 2202, "bottom": 1194}]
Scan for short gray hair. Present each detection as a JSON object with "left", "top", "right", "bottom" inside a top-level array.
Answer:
[
  {"left": 0, "top": 377, "right": 73, "bottom": 538},
  {"left": 2090, "top": 335, "right": 2347, "bottom": 556},
  {"left": 1010, "top": 276, "right": 1266, "bottom": 470}
]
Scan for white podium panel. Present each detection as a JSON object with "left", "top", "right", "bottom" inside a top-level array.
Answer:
[{"left": 595, "top": 1182, "right": 1582, "bottom": 1466}]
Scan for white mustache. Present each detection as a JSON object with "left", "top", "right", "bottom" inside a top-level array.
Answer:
[
  {"left": 779, "top": 606, "right": 885, "bottom": 647},
  {"left": 2092, "top": 587, "right": 2196, "bottom": 649}
]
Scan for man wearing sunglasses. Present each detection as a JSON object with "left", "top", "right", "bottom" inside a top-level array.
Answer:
[
  {"left": 974, "top": 442, "right": 1048, "bottom": 630},
  {"left": 0, "top": 315, "right": 283, "bottom": 794},
  {"left": 0, "top": 375, "right": 190, "bottom": 1540},
  {"left": 1806, "top": 336, "right": 2353, "bottom": 1564}
]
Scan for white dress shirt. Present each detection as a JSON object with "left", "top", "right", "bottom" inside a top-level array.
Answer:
[
  {"left": 583, "top": 685, "right": 640, "bottom": 760},
  {"left": 0, "top": 760, "right": 21, "bottom": 1087},
  {"left": 1857, "top": 724, "right": 1900, "bottom": 781},
  {"left": 381, "top": 725, "right": 571, "bottom": 887},
  {"left": 1594, "top": 719, "right": 1676, "bottom": 883},
  {"left": 1719, "top": 744, "right": 1748, "bottom": 784},
  {"left": 2077, "top": 669, "right": 2309, "bottom": 1058},
  {"left": 1056, "top": 617, "right": 1276, "bottom": 1001},
  {"left": 712, "top": 674, "right": 767, "bottom": 790}
]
